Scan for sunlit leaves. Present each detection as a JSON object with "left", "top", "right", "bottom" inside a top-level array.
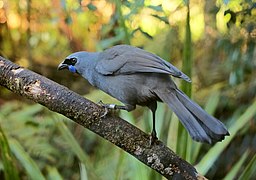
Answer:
[{"left": 0, "top": 0, "right": 255, "bottom": 179}]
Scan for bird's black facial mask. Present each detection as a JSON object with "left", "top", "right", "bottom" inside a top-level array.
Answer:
[{"left": 58, "top": 57, "right": 77, "bottom": 73}]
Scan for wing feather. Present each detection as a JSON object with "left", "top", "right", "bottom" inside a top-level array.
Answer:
[{"left": 95, "top": 45, "right": 191, "bottom": 82}]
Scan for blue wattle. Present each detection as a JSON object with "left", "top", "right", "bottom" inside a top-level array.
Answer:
[{"left": 68, "top": 65, "right": 76, "bottom": 73}]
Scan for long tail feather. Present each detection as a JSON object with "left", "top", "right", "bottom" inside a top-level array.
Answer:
[{"left": 156, "top": 89, "right": 229, "bottom": 144}]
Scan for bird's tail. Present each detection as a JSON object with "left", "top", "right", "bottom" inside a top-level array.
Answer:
[{"left": 155, "top": 89, "right": 229, "bottom": 144}]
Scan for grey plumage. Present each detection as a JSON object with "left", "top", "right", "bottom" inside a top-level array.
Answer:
[{"left": 58, "top": 45, "right": 229, "bottom": 144}]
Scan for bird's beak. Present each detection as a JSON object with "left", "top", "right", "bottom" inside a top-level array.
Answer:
[{"left": 57, "top": 63, "right": 68, "bottom": 70}]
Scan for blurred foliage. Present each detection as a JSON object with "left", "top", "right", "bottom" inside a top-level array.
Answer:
[{"left": 0, "top": 0, "right": 256, "bottom": 179}]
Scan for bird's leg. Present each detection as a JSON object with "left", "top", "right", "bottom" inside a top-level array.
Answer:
[
  {"left": 147, "top": 101, "right": 158, "bottom": 145},
  {"left": 98, "top": 100, "right": 135, "bottom": 117},
  {"left": 149, "top": 109, "right": 158, "bottom": 145},
  {"left": 151, "top": 110, "right": 157, "bottom": 138},
  {"left": 114, "top": 104, "right": 135, "bottom": 111}
]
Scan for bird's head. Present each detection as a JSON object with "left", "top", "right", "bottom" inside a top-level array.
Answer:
[
  {"left": 58, "top": 51, "right": 100, "bottom": 81},
  {"left": 58, "top": 52, "right": 87, "bottom": 74}
]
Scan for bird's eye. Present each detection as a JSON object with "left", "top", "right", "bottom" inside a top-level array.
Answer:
[{"left": 70, "top": 58, "right": 77, "bottom": 64}]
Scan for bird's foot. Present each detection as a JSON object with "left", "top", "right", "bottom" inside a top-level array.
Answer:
[
  {"left": 98, "top": 100, "right": 116, "bottom": 109},
  {"left": 98, "top": 100, "right": 117, "bottom": 118},
  {"left": 100, "top": 107, "right": 109, "bottom": 118},
  {"left": 149, "top": 131, "right": 159, "bottom": 146}
]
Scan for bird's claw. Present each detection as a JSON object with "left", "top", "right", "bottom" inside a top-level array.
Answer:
[
  {"left": 149, "top": 132, "right": 158, "bottom": 146},
  {"left": 98, "top": 100, "right": 116, "bottom": 109},
  {"left": 100, "top": 107, "right": 109, "bottom": 118},
  {"left": 98, "top": 100, "right": 108, "bottom": 117},
  {"left": 97, "top": 100, "right": 105, "bottom": 106},
  {"left": 98, "top": 100, "right": 117, "bottom": 117}
]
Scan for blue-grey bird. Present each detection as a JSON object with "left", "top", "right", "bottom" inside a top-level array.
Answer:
[{"left": 58, "top": 45, "right": 229, "bottom": 144}]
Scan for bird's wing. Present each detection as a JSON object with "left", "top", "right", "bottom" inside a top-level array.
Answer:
[{"left": 95, "top": 45, "right": 191, "bottom": 82}]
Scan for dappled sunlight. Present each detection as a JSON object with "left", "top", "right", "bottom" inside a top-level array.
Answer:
[
  {"left": 0, "top": 0, "right": 255, "bottom": 179},
  {"left": 216, "top": 6, "right": 229, "bottom": 33},
  {"left": 190, "top": 2, "right": 205, "bottom": 41},
  {"left": 162, "top": 0, "right": 181, "bottom": 13},
  {"left": 16, "top": 57, "right": 29, "bottom": 68},
  {"left": 139, "top": 8, "right": 166, "bottom": 36},
  {"left": 7, "top": 12, "right": 21, "bottom": 29}
]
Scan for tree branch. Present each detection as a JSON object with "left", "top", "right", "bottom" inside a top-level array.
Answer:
[{"left": 0, "top": 56, "right": 201, "bottom": 179}]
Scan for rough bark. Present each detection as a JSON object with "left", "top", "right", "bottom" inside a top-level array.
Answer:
[{"left": 0, "top": 56, "right": 202, "bottom": 179}]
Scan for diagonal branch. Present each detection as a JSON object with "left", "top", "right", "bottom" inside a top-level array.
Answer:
[{"left": 0, "top": 56, "right": 201, "bottom": 179}]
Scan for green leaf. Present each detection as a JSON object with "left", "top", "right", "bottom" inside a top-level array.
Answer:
[
  {"left": 8, "top": 104, "right": 43, "bottom": 122},
  {"left": 167, "top": 114, "right": 179, "bottom": 152},
  {"left": 46, "top": 166, "right": 63, "bottom": 180},
  {"left": 177, "top": 3, "right": 192, "bottom": 160},
  {"left": 9, "top": 138, "right": 45, "bottom": 180},
  {"left": 147, "top": 5, "right": 163, "bottom": 12},
  {"left": 79, "top": 163, "right": 88, "bottom": 180},
  {"left": 55, "top": 119, "right": 89, "bottom": 162},
  {"left": 99, "top": 32, "right": 125, "bottom": 49},
  {"left": 196, "top": 99, "right": 256, "bottom": 175},
  {"left": 0, "top": 127, "right": 20, "bottom": 180},
  {"left": 114, "top": 0, "right": 131, "bottom": 44},
  {"left": 54, "top": 117, "right": 99, "bottom": 179},
  {"left": 238, "top": 154, "right": 256, "bottom": 180},
  {"left": 138, "top": 27, "right": 153, "bottom": 39},
  {"left": 224, "top": 150, "right": 249, "bottom": 180},
  {"left": 151, "top": 14, "right": 169, "bottom": 24}
]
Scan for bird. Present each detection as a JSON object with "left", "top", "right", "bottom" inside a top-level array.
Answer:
[{"left": 58, "top": 44, "right": 229, "bottom": 144}]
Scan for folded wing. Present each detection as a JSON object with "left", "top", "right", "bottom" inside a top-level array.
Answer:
[{"left": 95, "top": 45, "right": 191, "bottom": 82}]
